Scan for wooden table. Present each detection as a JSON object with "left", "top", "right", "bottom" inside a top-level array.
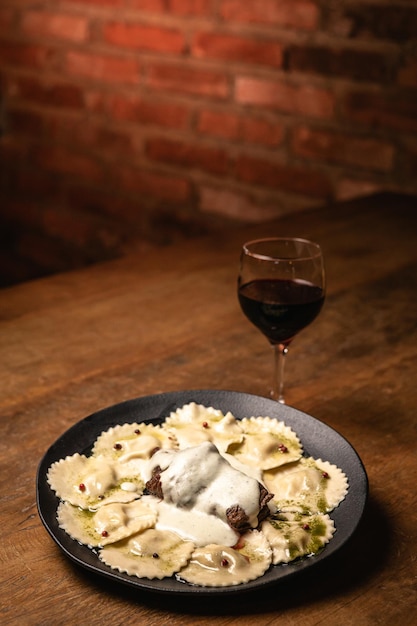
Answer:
[{"left": 1, "top": 192, "right": 416, "bottom": 625}]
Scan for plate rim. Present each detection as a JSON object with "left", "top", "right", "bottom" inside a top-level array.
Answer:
[{"left": 36, "top": 389, "right": 368, "bottom": 596}]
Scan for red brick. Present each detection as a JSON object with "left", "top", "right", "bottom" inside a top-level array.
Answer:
[
  {"left": 197, "top": 109, "right": 284, "bottom": 147},
  {"left": 235, "top": 77, "right": 335, "bottom": 118},
  {"left": 103, "top": 22, "right": 185, "bottom": 54},
  {"left": 67, "top": 122, "right": 136, "bottom": 159},
  {"left": 109, "top": 94, "right": 190, "bottom": 129},
  {"left": 0, "top": 197, "right": 44, "bottom": 231},
  {"left": 220, "top": 0, "right": 319, "bottom": 31},
  {"left": 122, "top": 0, "right": 211, "bottom": 11},
  {"left": 335, "top": 178, "right": 383, "bottom": 202},
  {"left": 21, "top": 10, "right": 89, "bottom": 43},
  {"left": 397, "top": 57, "right": 417, "bottom": 87},
  {"left": 1, "top": 222, "right": 72, "bottom": 288},
  {"left": 6, "top": 108, "right": 45, "bottom": 135},
  {"left": 66, "top": 51, "right": 140, "bottom": 84},
  {"left": 197, "top": 110, "right": 241, "bottom": 140},
  {"left": 41, "top": 208, "right": 92, "bottom": 246},
  {"left": 40, "top": 115, "right": 134, "bottom": 159},
  {"left": 399, "top": 140, "right": 417, "bottom": 180},
  {"left": 63, "top": 0, "right": 125, "bottom": 6},
  {"left": 7, "top": 75, "right": 84, "bottom": 109},
  {"left": 117, "top": 166, "right": 191, "bottom": 202},
  {"left": 235, "top": 77, "right": 288, "bottom": 108},
  {"left": 2, "top": 0, "right": 416, "bottom": 244},
  {"left": 0, "top": 8, "right": 14, "bottom": 31},
  {"left": 17, "top": 230, "right": 84, "bottom": 273},
  {"left": 241, "top": 117, "right": 284, "bottom": 147},
  {"left": 0, "top": 136, "right": 29, "bottom": 163},
  {"left": 34, "top": 145, "right": 103, "bottom": 183},
  {"left": 146, "top": 137, "right": 230, "bottom": 175},
  {"left": 9, "top": 166, "right": 60, "bottom": 200},
  {"left": 340, "top": 5, "right": 417, "bottom": 43},
  {"left": 147, "top": 63, "right": 229, "bottom": 99},
  {"left": 236, "top": 154, "right": 332, "bottom": 197},
  {"left": 169, "top": 0, "right": 212, "bottom": 16},
  {"left": 41, "top": 206, "right": 122, "bottom": 251},
  {"left": 286, "top": 45, "right": 393, "bottom": 83},
  {"left": 199, "top": 186, "right": 283, "bottom": 222},
  {"left": 84, "top": 91, "right": 109, "bottom": 116},
  {"left": 68, "top": 186, "right": 145, "bottom": 224},
  {"left": 124, "top": 0, "right": 164, "bottom": 11},
  {"left": 0, "top": 41, "right": 53, "bottom": 69},
  {"left": 292, "top": 126, "right": 394, "bottom": 171},
  {"left": 343, "top": 89, "right": 417, "bottom": 133},
  {"left": 192, "top": 32, "right": 283, "bottom": 68}
]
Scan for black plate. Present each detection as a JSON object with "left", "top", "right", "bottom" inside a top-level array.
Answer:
[{"left": 36, "top": 389, "right": 368, "bottom": 596}]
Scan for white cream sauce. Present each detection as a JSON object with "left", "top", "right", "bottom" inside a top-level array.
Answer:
[
  {"left": 149, "top": 442, "right": 261, "bottom": 534},
  {"left": 142, "top": 495, "right": 238, "bottom": 547}
]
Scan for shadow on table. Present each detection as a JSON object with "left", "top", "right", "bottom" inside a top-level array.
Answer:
[{"left": 78, "top": 493, "right": 391, "bottom": 616}]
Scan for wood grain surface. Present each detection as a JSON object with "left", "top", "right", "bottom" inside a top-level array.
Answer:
[{"left": 1, "top": 192, "right": 416, "bottom": 625}]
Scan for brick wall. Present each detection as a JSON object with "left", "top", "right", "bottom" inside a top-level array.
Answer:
[{"left": 1, "top": 0, "right": 417, "bottom": 285}]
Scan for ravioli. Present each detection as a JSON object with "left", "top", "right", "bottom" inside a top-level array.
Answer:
[
  {"left": 92, "top": 422, "right": 177, "bottom": 462},
  {"left": 100, "top": 529, "right": 194, "bottom": 579},
  {"left": 57, "top": 499, "right": 156, "bottom": 547},
  {"left": 47, "top": 453, "right": 143, "bottom": 509},
  {"left": 227, "top": 416, "right": 302, "bottom": 470},
  {"left": 47, "top": 404, "right": 350, "bottom": 588},
  {"left": 263, "top": 456, "right": 348, "bottom": 514},
  {"left": 261, "top": 512, "right": 335, "bottom": 564},
  {"left": 179, "top": 530, "right": 272, "bottom": 587},
  {"left": 164, "top": 402, "right": 244, "bottom": 451}
]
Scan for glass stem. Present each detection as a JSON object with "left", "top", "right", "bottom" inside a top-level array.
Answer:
[{"left": 271, "top": 343, "right": 288, "bottom": 404}]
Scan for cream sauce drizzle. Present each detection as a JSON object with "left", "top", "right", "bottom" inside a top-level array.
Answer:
[
  {"left": 148, "top": 442, "right": 261, "bottom": 539},
  {"left": 142, "top": 495, "right": 238, "bottom": 547}
]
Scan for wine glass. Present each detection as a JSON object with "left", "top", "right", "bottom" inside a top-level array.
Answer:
[{"left": 237, "top": 237, "right": 325, "bottom": 403}]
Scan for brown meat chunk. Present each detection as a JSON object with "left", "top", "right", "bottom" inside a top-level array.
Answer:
[
  {"left": 226, "top": 485, "right": 273, "bottom": 532},
  {"left": 145, "top": 466, "right": 163, "bottom": 499},
  {"left": 258, "top": 484, "right": 274, "bottom": 523},
  {"left": 226, "top": 504, "right": 250, "bottom": 532}
]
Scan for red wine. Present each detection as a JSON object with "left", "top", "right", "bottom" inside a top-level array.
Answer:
[{"left": 238, "top": 278, "right": 324, "bottom": 345}]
